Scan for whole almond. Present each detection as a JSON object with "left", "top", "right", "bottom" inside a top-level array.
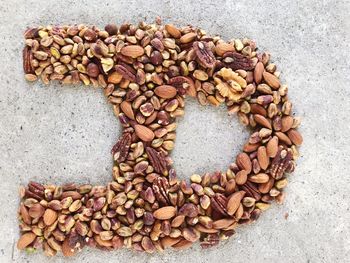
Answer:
[
  {"left": 20, "top": 204, "right": 31, "bottom": 225},
  {"left": 120, "top": 45, "right": 144, "bottom": 58},
  {"left": 108, "top": 71, "right": 123, "bottom": 84},
  {"left": 28, "top": 203, "right": 45, "bottom": 218},
  {"left": 180, "top": 32, "right": 197, "bottom": 44},
  {"left": 258, "top": 177, "right": 275, "bottom": 194},
  {"left": 43, "top": 208, "right": 57, "bottom": 226},
  {"left": 275, "top": 132, "right": 292, "bottom": 145},
  {"left": 134, "top": 124, "right": 155, "bottom": 142},
  {"left": 249, "top": 173, "right": 270, "bottom": 183},
  {"left": 154, "top": 85, "right": 177, "bottom": 99},
  {"left": 120, "top": 101, "right": 135, "bottom": 120},
  {"left": 165, "top": 24, "right": 181, "bottom": 39},
  {"left": 254, "top": 62, "right": 264, "bottom": 84},
  {"left": 17, "top": 232, "right": 36, "bottom": 250},
  {"left": 215, "top": 43, "right": 235, "bottom": 56},
  {"left": 161, "top": 237, "right": 181, "bottom": 248},
  {"left": 227, "top": 191, "right": 245, "bottom": 215},
  {"left": 171, "top": 215, "right": 185, "bottom": 228},
  {"left": 281, "top": 116, "right": 294, "bottom": 132},
  {"left": 153, "top": 206, "right": 176, "bottom": 220},
  {"left": 236, "top": 153, "right": 252, "bottom": 173},
  {"left": 212, "top": 218, "right": 236, "bottom": 229},
  {"left": 172, "top": 239, "right": 193, "bottom": 249},
  {"left": 263, "top": 71, "right": 280, "bottom": 89},
  {"left": 287, "top": 129, "right": 303, "bottom": 146},
  {"left": 235, "top": 170, "right": 248, "bottom": 185},
  {"left": 266, "top": 136, "right": 279, "bottom": 157},
  {"left": 257, "top": 146, "right": 269, "bottom": 170},
  {"left": 254, "top": 114, "right": 272, "bottom": 129}
]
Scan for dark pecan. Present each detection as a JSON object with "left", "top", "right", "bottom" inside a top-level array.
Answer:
[
  {"left": 240, "top": 181, "right": 261, "bottom": 201},
  {"left": 23, "top": 46, "right": 34, "bottom": 74},
  {"left": 210, "top": 193, "right": 228, "bottom": 217},
  {"left": 168, "top": 76, "right": 195, "bottom": 95},
  {"left": 24, "top": 28, "right": 39, "bottom": 39},
  {"left": 115, "top": 64, "right": 136, "bottom": 82},
  {"left": 220, "top": 52, "right": 254, "bottom": 71},
  {"left": 193, "top": 41, "right": 216, "bottom": 69},
  {"left": 152, "top": 177, "right": 170, "bottom": 205},
  {"left": 111, "top": 132, "right": 132, "bottom": 162},
  {"left": 25, "top": 181, "right": 45, "bottom": 200},
  {"left": 146, "top": 147, "right": 168, "bottom": 174},
  {"left": 269, "top": 147, "right": 292, "bottom": 180},
  {"left": 200, "top": 233, "right": 220, "bottom": 249}
]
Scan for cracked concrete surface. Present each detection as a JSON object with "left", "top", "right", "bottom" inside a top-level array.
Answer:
[{"left": 0, "top": 0, "right": 349, "bottom": 262}]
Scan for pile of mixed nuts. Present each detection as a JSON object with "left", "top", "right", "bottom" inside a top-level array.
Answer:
[{"left": 19, "top": 21, "right": 303, "bottom": 256}]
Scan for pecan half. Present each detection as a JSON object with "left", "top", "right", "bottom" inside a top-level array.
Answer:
[
  {"left": 193, "top": 41, "right": 216, "bottom": 69},
  {"left": 220, "top": 52, "right": 254, "bottom": 71},
  {"left": 152, "top": 177, "right": 170, "bottom": 205},
  {"left": 146, "top": 147, "right": 168, "bottom": 175},
  {"left": 240, "top": 181, "right": 261, "bottom": 201},
  {"left": 23, "top": 46, "right": 34, "bottom": 74},
  {"left": 210, "top": 193, "right": 228, "bottom": 217},
  {"left": 111, "top": 132, "right": 132, "bottom": 163},
  {"left": 168, "top": 76, "right": 195, "bottom": 96},
  {"left": 200, "top": 233, "right": 220, "bottom": 249},
  {"left": 269, "top": 147, "right": 292, "bottom": 180},
  {"left": 114, "top": 64, "right": 136, "bottom": 82},
  {"left": 24, "top": 28, "right": 39, "bottom": 39},
  {"left": 25, "top": 181, "right": 45, "bottom": 200}
]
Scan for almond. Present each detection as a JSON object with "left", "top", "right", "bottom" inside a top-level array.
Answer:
[
  {"left": 266, "top": 136, "right": 279, "bottom": 157},
  {"left": 134, "top": 124, "right": 155, "bottom": 142},
  {"left": 257, "top": 146, "right": 269, "bottom": 170},
  {"left": 62, "top": 238, "right": 75, "bottom": 257},
  {"left": 250, "top": 104, "right": 267, "bottom": 116},
  {"left": 43, "top": 208, "right": 57, "bottom": 226},
  {"left": 161, "top": 237, "right": 181, "bottom": 248},
  {"left": 275, "top": 132, "right": 292, "bottom": 145},
  {"left": 154, "top": 85, "right": 177, "bottom": 99},
  {"left": 19, "top": 204, "right": 31, "bottom": 225},
  {"left": 120, "top": 101, "right": 135, "bottom": 120},
  {"left": 212, "top": 218, "right": 236, "bottom": 229},
  {"left": 179, "top": 32, "right": 197, "bottom": 44},
  {"left": 194, "top": 224, "right": 219, "bottom": 233},
  {"left": 215, "top": 42, "right": 235, "bottom": 56},
  {"left": 248, "top": 173, "right": 270, "bottom": 183},
  {"left": 287, "top": 129, "right": 303, "bottom": 146},
  {"left": 153, "top": 206, "right": 176, "bottom": 220},
  {"left": 120, "top": 45, "right": 144, "bottom": 58},
  {"left": 171, "top": 215, "right": 185, "bottom": 228},
  {"left": 254, "top": 114, "right": 272, "bottom": 129},
  {"left": 172, "top": 239, "right": 193, "bottom": 250},
  {"left": 235, "top": 170, "right": 248, "bottom": 185},
  {"left": 108, "top": 71, "right": 123, "bottom": 84},
  {"left": 281, "top": 116, "right": 294, "bottom": 132},
  {"left": 263, "top": 71, "right": 280, "bottom": 89},
  {"left": 254, "top": 62, "right": 264, "bottom": 84},
  {"left": 17, "top": 232, "right": 36, "bottom": 250},
  {"left": 258, "top": 177, "right": 275, "bottom": 194},
  {"left": 236, "top": 153, "right": 252, "bottom": 173},
  {"left": 165, "top": 24, "right": 181, "bottom": 39},
  {"left": 28, "top": 203, "right": 45, "bottom": 218},
  {"left": 227, "top": 191, "right": 245, "bottom": 215}
]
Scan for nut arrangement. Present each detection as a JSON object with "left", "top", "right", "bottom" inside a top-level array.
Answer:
[{"left": 19, "top": 21, "right": 303, "bottom": 256}]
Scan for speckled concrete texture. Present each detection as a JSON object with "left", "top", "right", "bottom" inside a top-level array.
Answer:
[{"left": 0, "top": 0, "right": 349, "bottom": 262}]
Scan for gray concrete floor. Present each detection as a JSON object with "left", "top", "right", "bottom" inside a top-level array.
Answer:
[{"left": 0, "top": 0, "right": 349, "bottom": 262}]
